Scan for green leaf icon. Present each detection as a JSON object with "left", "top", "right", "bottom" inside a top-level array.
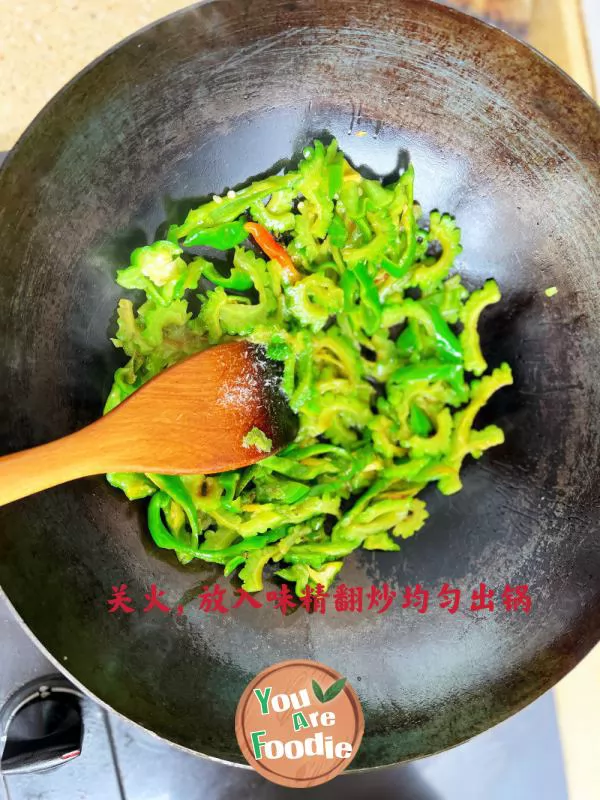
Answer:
[
  {"left": 323, "top": 677, "right": 347, "bottom": 703},
  {"left": 312, "top": 676, "right": 347, "bottom": 703},
  {"left": 312, "top": 679, "right": 325, "bottom": 703}
]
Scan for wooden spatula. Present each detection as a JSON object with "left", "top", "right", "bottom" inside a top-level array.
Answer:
[{"left": 0, "top": 341, "right": 297, "bottom": 507}]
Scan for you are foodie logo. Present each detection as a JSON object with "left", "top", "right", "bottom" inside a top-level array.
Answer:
[{"left": 235, "top": 660, "right": 364, "bottom": 787}]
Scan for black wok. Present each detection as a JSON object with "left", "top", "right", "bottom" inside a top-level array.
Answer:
[{"left": 0, "top": 0, "right": 599, "bottom": 770}]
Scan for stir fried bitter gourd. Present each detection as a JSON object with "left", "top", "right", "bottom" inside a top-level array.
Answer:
[{"left": 105, "top": 140, "right": 512, "bottom": 597}]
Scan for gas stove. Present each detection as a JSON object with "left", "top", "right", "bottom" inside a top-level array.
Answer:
[{"left": 0, "top": 589, "right": 569, "bottom": 800}]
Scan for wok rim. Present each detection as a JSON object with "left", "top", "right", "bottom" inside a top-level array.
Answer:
[
  {"left": 0, "top": 0, "right": 598, "bottom": 181},
  {"left": 0, "top": 0, "right": 598, "bottom": 771}
]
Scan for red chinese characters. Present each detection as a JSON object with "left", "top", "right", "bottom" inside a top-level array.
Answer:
[
  {"left": 143, "top": 584, "right": 169, "bottom": 614},
  {"left": 333, "top": 584, "right": 363, "bottom": 613},
  {"left": 232, "top": 588, "right": 263, "bottom": 610},
  {"left": 438, "top": 583, "right": 461, "bottom": 614},
  {"left": 107, "top": 582, "right": 532, "bottom": 616},
  {"left": 502, "top": 584, "right": 532, "bottom": 613},
  {"left": 367, "top": 583, "right": 396, "bottom": 614},
  {"left": 300, "top": 584, "right": 329, "bottom": 614},
  {"left": 107, "top": 584, "right": 135, "bottom": 614},
  {"left": 470, "top": 582, "right": 495, "bottom": 612},
  {"left": 198, "top": 584, "right": 228, "bottom": 614},
  {"left": 266, "top": 584, "right": 297, "bottom": 615},
  {"left": 402, "top": 584, "right": 428, "bottom": 614}
]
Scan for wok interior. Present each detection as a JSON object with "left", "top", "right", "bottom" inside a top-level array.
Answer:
[{"left": 0, "top": 0, "right": 598, "bottom": 768}]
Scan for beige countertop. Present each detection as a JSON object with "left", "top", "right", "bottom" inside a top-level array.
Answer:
[
  {"left": 0, "top": 0, "right": 190, "bottom": 150},
  {"left": 0, "top": 2, "right": 599, "bottom": 798}
]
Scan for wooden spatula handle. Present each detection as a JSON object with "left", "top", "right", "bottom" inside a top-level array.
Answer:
[{"left": 0, "top": 429, "right": 101, "bottom": 507}]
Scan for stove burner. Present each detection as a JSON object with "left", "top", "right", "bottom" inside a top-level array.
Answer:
[{"left": 0, "top": 675, "right": 84, "bottom": 775}]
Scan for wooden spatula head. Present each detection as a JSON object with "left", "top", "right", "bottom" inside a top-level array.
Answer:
[
  {"left": 0, "top": 341, "right": 299, "bottom": 507},
  {"left": 95, "top": 340, "right": 298, "bottom": 474}
]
